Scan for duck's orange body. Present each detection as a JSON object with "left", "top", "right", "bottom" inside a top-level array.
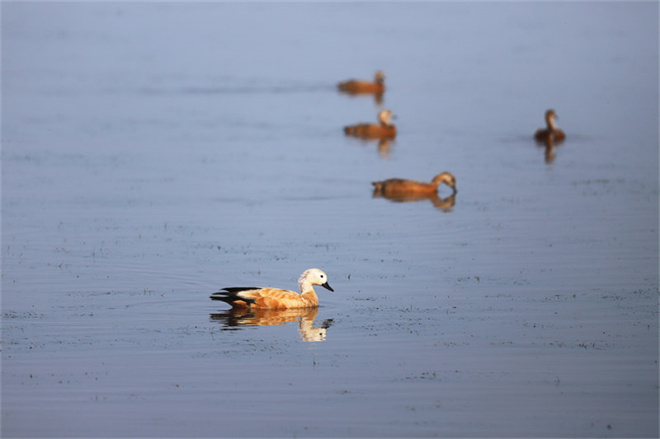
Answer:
[
  {"left": 338, "top": 71, "right": 385, "bottom": 95},
  {"left": 344, "top": 109, "right": 397, "bottom": 140},
  {"left": 372, "top": 172, "right": 457, "bottom": 199},
  {"left": 534, "top": 109, "right": 566, "bottom": 143},
  {"left": 344, "top": 124, "right": 396, "bottom": 139},
  {"left": 210, "top": 269, "right": 333, "bottom": 310},
  {"left": 213, "top": 287, "right": 320, "bottom": 310}
]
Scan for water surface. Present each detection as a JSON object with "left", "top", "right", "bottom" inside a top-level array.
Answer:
[{"left": 2, "top": 2, "right": 658, "bottom": 438}]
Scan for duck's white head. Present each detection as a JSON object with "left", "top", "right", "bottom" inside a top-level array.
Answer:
[
  {"left": 378, "top": 109, "right": 395, "bottom": 126},
  {"left": 299, "top": 268, "right": 333, "bottom": 293}
]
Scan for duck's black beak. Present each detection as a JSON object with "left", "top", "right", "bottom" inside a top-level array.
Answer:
[{"left": 322, "top": 282, "right": 334, "bottom": 292}]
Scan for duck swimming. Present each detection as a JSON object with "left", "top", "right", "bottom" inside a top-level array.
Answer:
[
  {"left": 338, "top": 70, "right": 385, "bottom": 95},
  {"left": 210, "top": 268, "right": 333, "bottom": 310},
  {"left": 344, "top": 109, "right": 397, "bottom": 139},
  {"left": 372, "top": 172, "right": 457, "bottom": 199},
  {"left": 534, "top": 109, "right": 566, "bottom": 143}
]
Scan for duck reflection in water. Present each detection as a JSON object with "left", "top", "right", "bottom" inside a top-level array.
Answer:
[
  {"left": 376, "top": 139, "right": 393, "bottom": 159},
  {"left": 344, "top": 109, "right": 397, "bottom": 140},
  {"left": 372, "top": 172, "right": 457, "bottom": 212},
  {"left": 337, "top": 70, "right": 385, "bottom": 105},
  {"left": 537, "top": 137, "right": 558, "bottom": 164},
  {"left": 350, "top": 138, "right": 393, "bottom": 159},
  {"left": 210, "top": 307, "right": 333, "bottom": 342}
]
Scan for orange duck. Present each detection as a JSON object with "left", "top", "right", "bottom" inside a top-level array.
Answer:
[
  {"left": 338, "top": 70, "right": 385, "bottom": 95},
  {"left": 210, "top": 268, "right": 333, "bottom": 310},
  {"left": 534, "top": 109, "right": 566, "bottom": 143},
  {"left": 344, "top": 109, "right": 397, "bottom": 139},
  {"left": 372, "top": 172, "right": 457, "bottom": 199}
]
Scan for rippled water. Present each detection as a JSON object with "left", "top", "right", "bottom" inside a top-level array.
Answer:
[{"left": 2, "top": 3, "right": 658, "bottom": 438}]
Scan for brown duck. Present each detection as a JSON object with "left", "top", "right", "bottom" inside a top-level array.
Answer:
[
  {"left": 344, "top": 109, "right": 396, "bottom": 139},
  {"left": 372, "top": 172, "right": 457, "bottom": 199},
  {"left": 534, "top": 109, "right": 566, "bottom": 143},
  {"left": 338, "top": 70, "right": 385, "bottom": 95}
]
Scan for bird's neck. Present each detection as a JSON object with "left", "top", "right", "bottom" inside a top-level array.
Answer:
[
  {"left": 301, "top": 290, "right": 319, "bottom": 306},
  {"left": 299, "top": 279, "right": 313, "bottom": 294}
]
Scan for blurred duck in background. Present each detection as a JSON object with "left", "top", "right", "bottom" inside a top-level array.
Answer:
[
  {"left": 372, "top": 172, "right": 457, "bottom": 199},
  {"left": 338, "top": 70, "right": 386, "bottom": 95},
  {"left": 372, "top": 172, "right": 458, "bottom": 212},
  {"left": 338, "top": 70, "right": 386, "bottom": 105},
  {"left": 534, "top": 109, "right": 566, "bottom": 143},
  {"left": 344, "top": 109, "right": 397, "bottom": 140}
]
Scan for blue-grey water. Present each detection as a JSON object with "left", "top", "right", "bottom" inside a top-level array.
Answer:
[{"left": 2, "top": 2, "right": 658, "bottom": 438}]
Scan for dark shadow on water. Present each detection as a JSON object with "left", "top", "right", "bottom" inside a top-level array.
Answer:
[{"left": 210, "top": 307, "right": 333, "bottom": 342}]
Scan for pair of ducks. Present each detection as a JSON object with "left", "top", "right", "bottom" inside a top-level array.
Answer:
[
  {"left": 343, "top": 107, "right": 566, "bottom": 143},
  {"left": 343, "top": 106, "right": 566, "bottom": 146},
  {"left": 210, "top": 175, "right": 458, "bottom": 311},
  {"left": 209, "top": 182, "right": 460, "bottom": 311},
  {"left": 369, "top": 109, "right": 566, "bottom": 201},
  {"left": 339, "top": 71, "right": 397, "bottom": 140}
]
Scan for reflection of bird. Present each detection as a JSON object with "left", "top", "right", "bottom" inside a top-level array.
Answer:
[
  {"left": 344, "top": 109, "right": 397, "bottom": 139},
  {"left": 372, "top": 172, "right": 457, "bottom": 199},
  {"left": 534, "top": 109, "right": 566, "bottom": 143},
  {"left": 536, "top": 137, "right": 557, "bottom": 164},
  {"left": 338, "top": 70, "right": 385, "bottom": 95},
  {"left": 376, "top": 139, "right": 392, "bottom": 159},
  {"left": 376, "top": 192, "right": 457, "bottom": 212},
  {"left": 427, "top": 193, "right": 457, "bottom": 211},
  {"left": 210, "top": 268, "right": 333, "bottom": 310},
  {"left": 210, "top": 307, "right": 333, "bottom": 342}
]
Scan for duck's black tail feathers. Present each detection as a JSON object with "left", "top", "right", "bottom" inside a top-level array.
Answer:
[{"left": 210, "top": 287, "right": 259, "bottom": 305}]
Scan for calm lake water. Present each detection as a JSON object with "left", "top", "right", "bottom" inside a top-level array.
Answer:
[{"left": 2, "top": 2, "right": 658, "bottom": 438}]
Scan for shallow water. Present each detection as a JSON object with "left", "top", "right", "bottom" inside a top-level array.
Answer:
[{"left": 2, "top": 2, "right": 659, "bottom": 438}]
